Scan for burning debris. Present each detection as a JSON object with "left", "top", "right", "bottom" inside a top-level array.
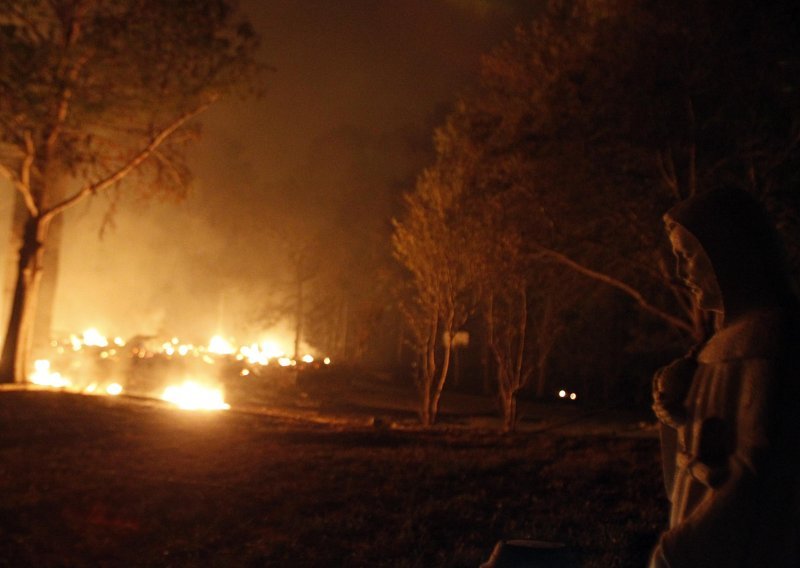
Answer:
[
  {"left": 29, "top": 328, "right": 332, "bottom": 411},
  {"left": 161, "top": 380, "right": 230, "bottom": 411}
]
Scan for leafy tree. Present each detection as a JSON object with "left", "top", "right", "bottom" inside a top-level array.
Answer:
[
  {"left": 474, "top": 0, "right": 800, "bottom": 337},
  {"left": 0, "top": 0, "right": 262, "bottom": 382},
  {"left": 392, "top": 165, "right": 478, "bottom": 426}
]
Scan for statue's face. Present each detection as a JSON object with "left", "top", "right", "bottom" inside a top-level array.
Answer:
[{"left": 669, "top": 224, "right": 723, "bottom": 313}]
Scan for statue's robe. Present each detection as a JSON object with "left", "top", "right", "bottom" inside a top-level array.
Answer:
[{"left": 657, "top": 308, "right": 800, "bottom": 567}]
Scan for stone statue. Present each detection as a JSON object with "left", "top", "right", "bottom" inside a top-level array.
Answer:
[{"left": 650, "top": 186, "right": 800, "bottom": 567}]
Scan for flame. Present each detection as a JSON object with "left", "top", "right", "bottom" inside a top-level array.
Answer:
[
  {"left": 161, "top": 381, "right": 230, "bottom": 411},
  {"left": 82, "top": 328, "right": 109, "bottom": 347},
  {"left": 239, "top": 339, "right": 286, "bottom": 365},
  {"left": 208, "top": 335, "right": 235, "bottom": 355},
  {"left": 29, "top": 359, "right": 71, "bottom": 388}
]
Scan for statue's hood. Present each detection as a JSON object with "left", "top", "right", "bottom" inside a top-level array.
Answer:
[{"left": 664, "top": 187, "right": 792, "bottom": 320}]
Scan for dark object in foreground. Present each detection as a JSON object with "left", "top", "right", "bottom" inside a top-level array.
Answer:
[{"left": 481, "top": 539, "right": 580, "bottom": 567}]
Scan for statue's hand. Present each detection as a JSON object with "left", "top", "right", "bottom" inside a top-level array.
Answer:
[{"left": 652, "top": 356, "right": 696, "bottom": 428}]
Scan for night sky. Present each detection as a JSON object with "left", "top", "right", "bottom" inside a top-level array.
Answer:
[{"left": 0, "top": 1, "right": 541, "bottom": 347}]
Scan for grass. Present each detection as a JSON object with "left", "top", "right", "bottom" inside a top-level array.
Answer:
[{"left": 0, "top": 386, "right": 666, "bottom": 567}]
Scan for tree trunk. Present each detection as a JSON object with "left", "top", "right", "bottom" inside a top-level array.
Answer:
[
  {"left": 0, "top": 215, "right": 50, "bottom": 383},
  {"left": 503, "top": 395, "right": 517, "bottom": 433},
  {"left": 1, "top": 195, "right": 28, "bottom": 343},
  {"left": 429, "top": 316, "right": 455, "bottom": 425},
  {"left": 33, "top": 212, "right": 63, "bottom": 352},
  {"left": 294, "top": 274, "right": 303, "bottom": 360}
]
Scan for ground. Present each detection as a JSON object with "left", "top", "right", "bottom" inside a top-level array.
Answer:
[{"left": 0, "top": 374, "right": 667, "bottom": 567}]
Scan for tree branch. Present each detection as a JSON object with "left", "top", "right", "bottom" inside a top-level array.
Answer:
[
  {"left": 42, "top": 99, "right": 215, "bottom": 222},
  {"left": 534, "top": 245, "right": 695, "bottom": 335}
]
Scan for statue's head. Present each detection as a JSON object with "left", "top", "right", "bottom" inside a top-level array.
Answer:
[
  {"left": 666, "top": 221, "right": 723, "bottom": 313},
  {"left": 664, "top": 186, "right": 793, "bottom": 320}
]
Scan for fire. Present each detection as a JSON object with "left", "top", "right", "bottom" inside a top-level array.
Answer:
[
  {"left": 29, "top": 359, "right": 71, "bottom": 388},
  {"left": 82, "top": 327, "right": 109, "bottom": 347},
  {"left": 161, "top": 380, "right": 230, "bottom": 411},
  {"left": 208, "top": 335, "right": 235, "bottom": 355}
]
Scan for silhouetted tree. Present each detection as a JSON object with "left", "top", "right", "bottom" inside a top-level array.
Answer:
[{"left": 0, "top": 0, "right": 263, "bottom": 382}]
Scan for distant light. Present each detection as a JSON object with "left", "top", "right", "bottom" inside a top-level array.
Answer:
[
  {"left": 106, "top": 383, "right": 123, "bottom": 396},
  {"left": 240, "top": 369, "right": 250, "bottom": 376},
  {"left": 113, "top": 337, "right": 125, "bottom": 347},
  {"left": 569, "top": 392, "right": 577, "bottom": 401},
  {"left": 85, "top": 383, "right": 98, "bottom": 393},
  {"left": 278, "top": 357, "right": 292, "bottom": 367},
  {"left": 323, "top": 357, "right": 331, "bottom": 365},
  {"left": 558, "top": 389, "right": 567, "bottom": 398},
  {"left": 301, "top": 354, "right": 314, "bottom": 364}
]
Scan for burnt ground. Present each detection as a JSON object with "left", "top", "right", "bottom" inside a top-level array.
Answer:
[{"left": 0, "top": 378, "right": 667, "bottom": 567}]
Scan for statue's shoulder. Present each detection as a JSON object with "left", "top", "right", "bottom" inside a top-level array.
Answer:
[{"left": 699, "top": 308, "right": 790, "bottom": 363}]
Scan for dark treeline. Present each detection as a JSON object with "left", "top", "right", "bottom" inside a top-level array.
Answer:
[{"left": 382, "top": 0, "right": 800, "bottom": 428}]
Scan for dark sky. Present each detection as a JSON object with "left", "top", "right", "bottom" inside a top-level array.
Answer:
[{"left": 0, "top": 0, "right": 541, "bottom": 350}]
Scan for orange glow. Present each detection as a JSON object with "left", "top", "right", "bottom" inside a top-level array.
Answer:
[
  {"left": 29, "top": 359, "right": 71, "bottom": 388},
  {"left": 161, "top": 381, "right": 230, "bottom": 410},
  {"left": 208, "top": 335, "right": 235, "bottom": 355}
]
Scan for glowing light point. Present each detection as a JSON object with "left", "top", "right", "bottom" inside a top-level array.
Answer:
[
  {"left": 106, "top": 383, "right": 123, "bottom": 396},
  {"left": 558, "top": 389, "right": 567, "bottom": 398},
  {"left": 569, "top": 392, "right": 577, "bottom": 401},
  {"left": 278, "top": 357, "right": 292, "bottom": 367},
  {"left": 323, "top": 357, "right": 331, "bottom": 365},
  {"left": 301, "top": 354, "right": 314, "bottom": 364},
  {"left": 240, "top": 369, "right": 250, "bottom": 376}
]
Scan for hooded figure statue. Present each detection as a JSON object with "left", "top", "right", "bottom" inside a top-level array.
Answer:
[{"left": 650, "top": 186, "right": 800, "bottom": 567}]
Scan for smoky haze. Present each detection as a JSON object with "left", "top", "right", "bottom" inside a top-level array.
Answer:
[{"left": 1, "top": 0, "right": 541, "bottom": 351}]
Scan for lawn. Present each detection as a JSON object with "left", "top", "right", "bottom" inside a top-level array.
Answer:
[{"left": 0, "top": 387, "right": 666, "bottom": 567}]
